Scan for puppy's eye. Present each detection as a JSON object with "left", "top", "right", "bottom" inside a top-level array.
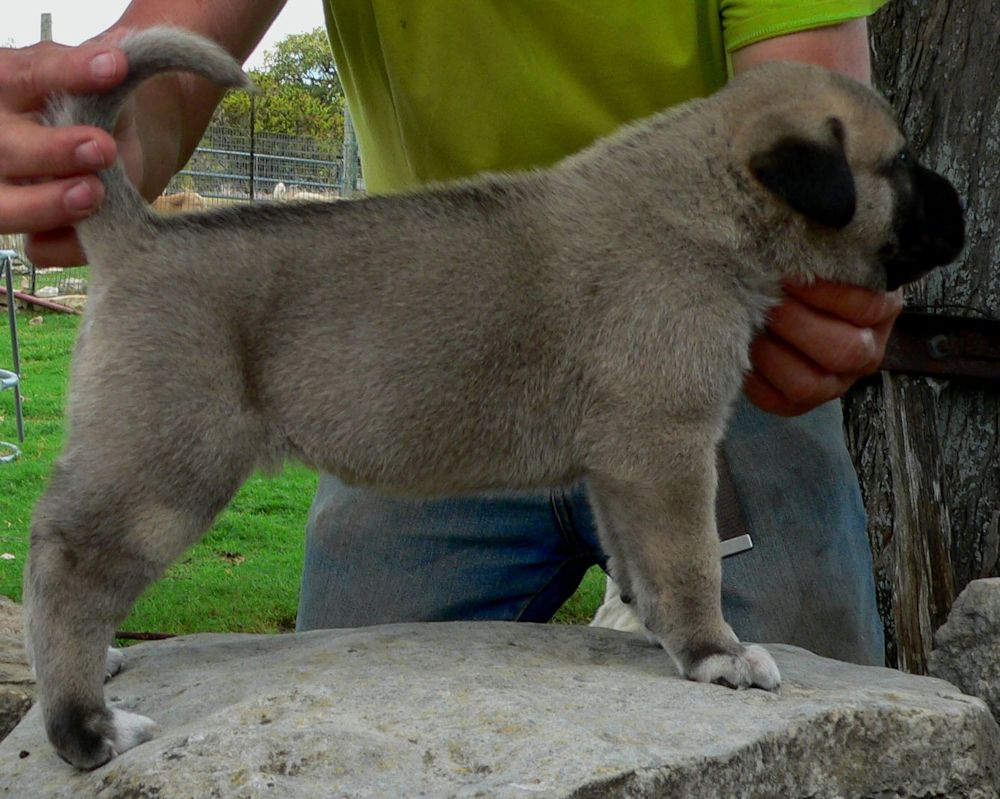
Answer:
[{"left": 881, "top": 148, "right": 913, "bottom": 176}]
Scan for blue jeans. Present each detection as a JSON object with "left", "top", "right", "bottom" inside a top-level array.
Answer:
[{"left": 296, "top": 396, "right": 885, "bottom": 666}]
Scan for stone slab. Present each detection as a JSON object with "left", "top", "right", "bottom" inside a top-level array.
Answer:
[{"left": 1, "top": 622, "right": 997, "bottom": 798}]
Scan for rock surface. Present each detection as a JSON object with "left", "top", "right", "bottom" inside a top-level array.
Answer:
[
  {"left": 0, "top": 597, "right": 33, "bottom": 743},
  {"left": 930, "top": 577, "right": 1000, "bottom": 722},
  {"left": 1, "top": 622, "right": 998, "bottom": 798}
]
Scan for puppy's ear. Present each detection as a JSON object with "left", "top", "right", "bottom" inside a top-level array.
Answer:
[{"left": 750, "top": 118, "right": 856, "bottom": 229}]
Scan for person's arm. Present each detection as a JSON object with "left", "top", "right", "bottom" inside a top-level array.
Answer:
[
  {"left": 0, "top": 0, "right": 284, "bottom": 267},
  {"left": 731, "top": 18, "right": 903, "bottom": 416}
]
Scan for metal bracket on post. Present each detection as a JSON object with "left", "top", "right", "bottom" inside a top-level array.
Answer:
[{"left": 881, "top": 311, "right": 1000, "bottom": 381}]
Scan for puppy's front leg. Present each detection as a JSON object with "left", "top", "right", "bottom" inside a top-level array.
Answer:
[{"left": 587, "top": 450, "right": 780, "bottom": 690}]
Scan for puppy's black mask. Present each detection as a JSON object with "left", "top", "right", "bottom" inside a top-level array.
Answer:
[
  {"left": 751, "top": 130, "right": 966, "bottom": 292},
  {"left": 880, "top": 150, "right": 965, "bottom": 291}
]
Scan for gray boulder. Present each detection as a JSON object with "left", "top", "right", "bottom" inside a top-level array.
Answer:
[
  {"left": 1, "top": 622, "right": 998, "bottom": 798},
  {"left": 930, "top": 577, "right": 1000, "bottom": 721}
]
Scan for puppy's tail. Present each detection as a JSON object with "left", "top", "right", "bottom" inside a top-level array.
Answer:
[{"left": 45, "top": 26, "right": 253, "bottom": 228}]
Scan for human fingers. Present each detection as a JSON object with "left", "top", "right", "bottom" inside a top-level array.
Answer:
[
  {"left": 23, "top": 227, "right": 90, "bottom": 268},
  {"left": 743, "top": 370, "right": 816, "bottom": 418},
  {"left": 745, "top": 331, "right": 855, "bottom": 416},
  {"left": 0, "top": 116, "right": 116, "bottom": 179},
  {"left": 765, "top": 295, "right": 879, "bottom": 376},
  {"left": 24, "top": 227, "right": 89, "bottom": 267},
  {"left": 773, "top": 282, "right": 903, "bottom": 376},
  {"left": 782, "top": 280, "right": 904, "bottom": 331},
  {"left": 0, "top": 41, "right": 125, "bottom": 249},
  {"left": 0, "top": 175, "right": 104, "bottom": 235},
  {"left": 0, "top": 41, "right": 127, "bottom": 111}
]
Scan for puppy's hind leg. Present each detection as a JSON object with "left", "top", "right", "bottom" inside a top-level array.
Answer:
[
  {"left": 587, "top": 444, "right": 780, "bottom": 691},
  {"left": 24, "top": 447, "right": 254, "bottom": 769}
]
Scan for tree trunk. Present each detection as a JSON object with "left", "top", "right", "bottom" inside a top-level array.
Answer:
[{"left": 843, "top": 0, "right": 1000, "bottom": 672}]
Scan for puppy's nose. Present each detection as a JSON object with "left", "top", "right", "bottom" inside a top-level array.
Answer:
[
  {"left": 921, "top": 167, "right": 966, "bottom": 260},
  {"left": 883, "top": 165, "right": 965, "bottom": 290}
]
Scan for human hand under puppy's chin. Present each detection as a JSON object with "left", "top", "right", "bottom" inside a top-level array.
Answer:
[{"left": 744, "top": 278, "right": 904, "bottom": 416}]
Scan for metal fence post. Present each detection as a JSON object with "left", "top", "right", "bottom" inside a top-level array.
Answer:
[
  {"left": 249, "top": 94, "right": 257, "bottom": 200},
  {"left": 1, "top": 250, "right": 24, "bottom": 460}
]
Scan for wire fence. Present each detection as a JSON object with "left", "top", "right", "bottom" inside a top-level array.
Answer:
[
  {"left": 167, "top": 124, "right": 346, "bottom": 204},
  {"left": 3, "top": 123, "right": 352, "bottom": 300}
]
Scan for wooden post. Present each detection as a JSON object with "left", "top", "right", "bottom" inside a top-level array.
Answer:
[
  {"left": 845, "top": 1, "right": 1000, "bottom": 670},
  {"left": 881, "top": 374, "right": 955, "bottom": 674}
]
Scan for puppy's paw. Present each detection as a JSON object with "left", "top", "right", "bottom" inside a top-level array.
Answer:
[
  {"left": 51, "top": 706, "right": 157, "bottom": 770},
  {"left": 109, "top": 709, "right": 158, "bottom": 756},
  {"left": 686, "top": 643, "right": 781, "bottom": 691},
  {"left": 105, "top": 647, "right": 125, "bottom": 681}
]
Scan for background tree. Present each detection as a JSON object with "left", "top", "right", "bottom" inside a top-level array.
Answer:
[
  {"left": 261, "top": 27, "right": 343, "bottom": 106},
  {"left": 845, "top": 1, "right": 1000, "bottom": 673},
  {"left": 212, "top": 27, "right": 345, "bottom": 150}
]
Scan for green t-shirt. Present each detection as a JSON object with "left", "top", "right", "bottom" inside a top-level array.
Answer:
[{"left": 323, "top": 1, "right": 884, "bottom": 194}]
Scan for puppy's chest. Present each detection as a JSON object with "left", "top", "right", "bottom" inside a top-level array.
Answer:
[
  {"left": 722, "top": 272, "right": 783, "bottom": 333},
  {"left": 746, "top": 291, "right": 781, "bottom": 331}
]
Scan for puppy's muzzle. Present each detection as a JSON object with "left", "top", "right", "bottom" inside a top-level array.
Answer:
[{"left": 883, "top": 164, "right": 965, "bottom": 291}]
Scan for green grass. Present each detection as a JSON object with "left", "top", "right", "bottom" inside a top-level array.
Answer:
[
  {"left": 0, "top": 312, "right": 317, "bottom": 635},
  {"left": 553, "top": 566, "right": 606, "bottom": 624},
  {"left": 0, "top": 310, "right": 604, "bottom": 635}
]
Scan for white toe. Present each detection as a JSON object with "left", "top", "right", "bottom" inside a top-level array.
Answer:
[
  {"left": 109, "top": 709, "right": 158, "bottom": 755},
  {"left": 687, "top": 644, "right": 781, "bottom": 691},
  {"left": 105, "top": 647, "right": 126, "bottom": 680}
]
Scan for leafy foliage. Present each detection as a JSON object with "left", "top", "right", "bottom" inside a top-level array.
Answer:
[
  {"left": 213, "top": 27, "right": 344, "bottom": 148},
  {"left": 262, "top": 27, "right": 343, "bottom": 106}
]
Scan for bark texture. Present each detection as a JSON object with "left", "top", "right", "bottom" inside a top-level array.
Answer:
[{"left": 844, "top": 1, "right": 1000, "bottom": 671}]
